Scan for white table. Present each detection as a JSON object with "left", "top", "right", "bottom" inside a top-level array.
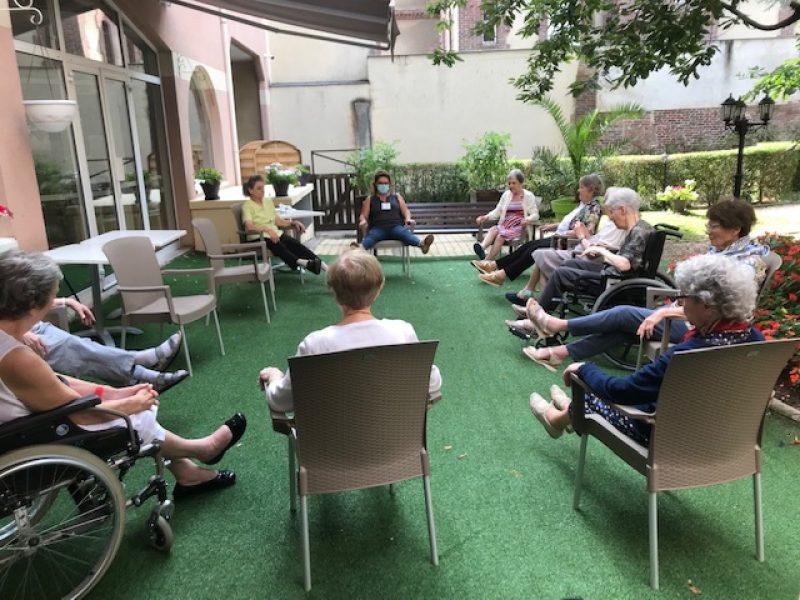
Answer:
[{"left": 45, "top": 229, "right": 186, "bottom": 346}]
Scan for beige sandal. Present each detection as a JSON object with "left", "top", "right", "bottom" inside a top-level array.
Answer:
[
  {"left": 523, "top": 346, "right": 564, "bottom": 372},
  {"left": 526, "top": 299, "right": 555, "bottom": 339}
]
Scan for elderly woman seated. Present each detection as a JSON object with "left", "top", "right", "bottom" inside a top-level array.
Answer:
[
  {"left": 528, "top": 254, "right": 764, "bottom": 444},
  {"left": 0, "top": 250, "right": 246, "bottom": 499},
  {"left": 261, "top": 250, "right": 441, "bottom": 412},
  {"left": 519, "top": 198, "right": 769, "bottom": 371}
]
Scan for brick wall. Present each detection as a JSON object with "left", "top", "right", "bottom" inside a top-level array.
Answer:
[
  {"left": 574, "top": 63, "right": 597, "bottom": 119},
  {"left": 600, "top": 104, "right": 800, "bottom": 153},
  {"left": 458, "top": 1, "right": 511, "bottom": 51}
]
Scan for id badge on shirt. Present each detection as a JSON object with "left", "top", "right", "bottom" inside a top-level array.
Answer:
[{"left": 381, "top": 202, "right": 391, "bottom": 211}]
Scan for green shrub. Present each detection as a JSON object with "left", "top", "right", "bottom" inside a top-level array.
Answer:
[
  {"left": 395, "top": 163, "right": 469, "bottom": 203},
  {"left": 346, "top": 140, "right": 400, "bottom": 194},
  {"left": 460, "top": 131, "right": 511, "bottom": 191},
  {"left": 602, "top": 142, "right": 799, "bottom": 205}
]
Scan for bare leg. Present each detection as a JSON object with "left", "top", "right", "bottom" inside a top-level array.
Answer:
[
  {"left": 159, "top": 427, "right": 234, "bottom": 486},
  {"left": 546, "top": 405, "right": 572, "bottom": 430},
  {"left": 485, "top": 234, "right": 505, "bottom": 261},
  {"left": 519, "top": 265, "right": 541, "bottom": 296},
  {"left": 481, "top": 227, "right": 498, "bottom": 249}
]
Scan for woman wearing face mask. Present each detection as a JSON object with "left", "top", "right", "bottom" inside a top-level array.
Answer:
[{"left": 355, "top": 170, "right": 435, "bottom": 253}]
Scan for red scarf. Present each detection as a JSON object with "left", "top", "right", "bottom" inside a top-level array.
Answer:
[{"left": 681, "top": 320, "right": 749, "bottom": 342}]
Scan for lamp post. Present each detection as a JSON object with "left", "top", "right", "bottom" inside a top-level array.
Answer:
[{"left": 721, "top": 94, "right": 775, "bottom": 198}]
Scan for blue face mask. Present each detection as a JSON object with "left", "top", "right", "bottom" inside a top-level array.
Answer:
[{"left": 376, "top": 183, "right": 390, "bottom": 194}]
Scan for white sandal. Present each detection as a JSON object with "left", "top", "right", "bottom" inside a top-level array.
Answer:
[
  {"left": 526, "top": 299, "right": 555, "bottom": 339},
  {"left": 523, "top": 346, "right": 564, "bottom": 372}
]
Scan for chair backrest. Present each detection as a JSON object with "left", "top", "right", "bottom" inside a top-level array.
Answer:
[
  {"left": 288, "top": 341, "right": 439, "bottom": 495},
  {"left": 757, "top": 251, "right": 782, "bottom": 303},
  {"left": 102, "top": 237, "right": 164, "bottom": 312},
  {"left": 230, "top": 203, "right": 249, "bottom": 244},
  {"left": 192, "top": 218, "right": 225, "bottom": 272},
  {"left": 648, "top": 339, "right": 797, "bottom": 492},
  {"left": 635, "top": 224, "right": 678, "bottom": 279}
]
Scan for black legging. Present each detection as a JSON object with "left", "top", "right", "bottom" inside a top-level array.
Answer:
[
  {"left": 537, "top": 258, "right": 604, "bottom": 310},
  {"left": 266, "top": 233, "right": 318, "bottom": 270},
  {"left": 494, "top": 238, "right": 554, "bottom": 280}
]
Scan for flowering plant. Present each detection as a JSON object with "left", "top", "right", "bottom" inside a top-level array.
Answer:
[
  {"left": 265, "top": 163, "right": 298, "bottom": 186},
  {"left": 751, "top": 233, "right": 800, "bottom": 388},
  {"left": 668, "top": 233, "right": 800, "bottom": 392},
  {"left": 655, "top": 179, "right": 699, "bottom": 213},
  {"left": 0, "top": 205, "right": 13, "bottom": 218}
]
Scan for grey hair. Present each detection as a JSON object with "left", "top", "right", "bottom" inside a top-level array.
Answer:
[
  {"left": 506, "top": 169, "right": 524, "bottom": 184},
  {"left": 603, "top": 186, "right": 641, "bottom": 214},
  {"left": 579, "top": 173, "right": 604, "bottom": 197},
  {"left": 0, "top": 250, "right": 62, "bottom": 320},
  {"left": 674, "top": 254, "right": 757, "bottom": 321}
]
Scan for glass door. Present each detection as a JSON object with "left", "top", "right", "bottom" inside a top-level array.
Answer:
[
  {"left": 71, "top": 66, "right": 148, "bottom": 233},
  {"left": 72, "top": 69, "right": 119, "bottom": 234}
]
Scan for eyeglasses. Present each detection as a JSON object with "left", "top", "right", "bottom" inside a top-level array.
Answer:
[
  {"left": 705, "top": 222, "right": 722, "bottom": 231},
  {"left": 673, "top": 294, "right": 694, "bottom": 306}
]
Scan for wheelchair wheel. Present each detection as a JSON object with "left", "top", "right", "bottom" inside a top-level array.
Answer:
[
  {"left": 0, "top": 444, "right": 126, "bottom": 600},
  {"left": 149, "top": 515, "right": 174, "bottom": 552},
  {"left": 593, "top": 277, "right": 673, "bottom": 371}
]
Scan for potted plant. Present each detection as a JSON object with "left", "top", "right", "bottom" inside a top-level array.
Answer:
[
  {"left": 294, "top": 164, "right": 312, "bottom": 186},
  {"left": 196, "top": 168, "right": 223, "bottom": 200},
  {"left": 656, "top": 179, "right": 699, "bottom": 214},
  {"left": 266, "top": 163, "right": 298, "bottom": 197},
  {"left": 346, "top": 140, "right": 400, "bottom": 195},
  {"left": 460, "top": 131, "right": 511, "bottom": 203}
]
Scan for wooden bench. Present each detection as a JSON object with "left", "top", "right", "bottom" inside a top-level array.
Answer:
[{"left": 405, "top": 201, "right": 497, "bottom": 235}]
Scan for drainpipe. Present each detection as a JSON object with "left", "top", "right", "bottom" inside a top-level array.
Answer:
[{"left": 220, "top": 12, "right": 241, "bottom": 184}]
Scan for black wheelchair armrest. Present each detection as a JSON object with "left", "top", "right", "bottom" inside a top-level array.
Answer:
[{"left": 0, "top": 395, "right": 100, "bottom": 440}]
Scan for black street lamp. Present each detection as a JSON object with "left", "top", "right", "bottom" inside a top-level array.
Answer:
[{"left": 721, "top": 94, "right": 775, "bottom": 198}]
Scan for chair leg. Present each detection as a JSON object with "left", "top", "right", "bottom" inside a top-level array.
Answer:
[
  {"left": 212, "top": 309, "right": 225, "bottom": 355},
  {"left": 573, "top": 434, "right": 588, "bottom": 510},
  {"left": 121, "top": 326, "right": 127, "bottom": 349},
  {"left": 754, "top": 472, "right": 765, "bottom": 562},
  {"left": 301, "top": 494, "right": 312, "bottom": 591},
  {"left": 269, "top": 273, "right": 277, "bottom": 311},
  {"left": 389, "top": 483, "right": 395, "bottom": 496},
  {"left": 260, "top": 282, "right": 270, "bottom": 322},
  {"left": 423, "top": 475, "right": 439, "bottom": 566},
  {"left": 649, "top": 491, "right": 659, "bottom": 590},
  {"left": 180, "top": 325, "right": 192, "bottom": 376},
  {"left": 289, "top": 437, "right": 297, "bottom": 513}
]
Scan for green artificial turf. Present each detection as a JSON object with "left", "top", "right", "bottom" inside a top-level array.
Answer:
[{"left": 85, "top": 253, "right": 800, "bottom": 600}]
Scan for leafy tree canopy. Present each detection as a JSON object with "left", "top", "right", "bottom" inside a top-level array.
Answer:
[{"left": 426, "top": 0, "right": 800, "bottom": 102}]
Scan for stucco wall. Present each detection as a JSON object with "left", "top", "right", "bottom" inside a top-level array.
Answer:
[
  {"left": 599, "top": 38, "right": 799, "bottom": 112},
  {"left": 366, "top": 51, "right": 577, "bottom": 163}
]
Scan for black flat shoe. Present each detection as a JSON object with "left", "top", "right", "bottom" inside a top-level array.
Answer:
[
  {"left": 306, "top": 258, "right": 322, "bottom": 275},
  {"left": 473, "top": 243, "right": 486, "bottom": 260},
  {"left": 505, "top": 292, "right": 528, "bottom": 307},
  {"left": 205, "top": 413, "right": 247, "bottom": 465},
  {"left": 173, "top": 470, "right": 236, "bottom": 500}
]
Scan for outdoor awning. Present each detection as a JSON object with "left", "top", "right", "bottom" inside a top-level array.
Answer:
[{"left": 165, "top": 0, "right": 398, "bottom": 50}]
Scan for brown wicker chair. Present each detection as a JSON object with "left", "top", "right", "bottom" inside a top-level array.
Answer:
[
  {"left": 191, "top": 218, "right": 275, "bottom": 321},
  {"left": 270, "top": 341, "right": 440, "bottom": 591},
  {"left": 570, "top": 338, "right": 798, "bottom": 590}
]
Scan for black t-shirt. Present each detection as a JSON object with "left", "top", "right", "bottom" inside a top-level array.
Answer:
[{"left": 368, "top": 194, "right": 404, "bottom": 229}]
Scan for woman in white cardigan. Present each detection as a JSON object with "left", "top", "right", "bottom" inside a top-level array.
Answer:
[{"left": 474, "top": 169, "right": 539, "bottom": 261}]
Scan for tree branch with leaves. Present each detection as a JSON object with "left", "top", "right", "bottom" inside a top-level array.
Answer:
[{"left": 427, "top": 0, "right": 800, "bottom": 101}]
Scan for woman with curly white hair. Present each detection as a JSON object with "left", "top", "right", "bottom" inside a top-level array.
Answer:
[{"left": 529, "top": 253, "right": 764, "bottom": 445}]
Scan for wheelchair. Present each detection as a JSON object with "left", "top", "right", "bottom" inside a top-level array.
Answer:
[
  {"left": 510, "top": 224, "right": 682, "bottom": 370},
  {"left": 0, "top": 395, "right": 175, "bottom": 600}
]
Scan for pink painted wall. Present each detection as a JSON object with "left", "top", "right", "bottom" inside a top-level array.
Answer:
[
  {"left": 2, "top": 2, "right": 268, "bottom": 249},
  {"left": 0, "top": 24, "right": 48, "bottom": 251}
]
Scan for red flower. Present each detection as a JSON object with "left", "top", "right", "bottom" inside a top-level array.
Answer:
[
  {"left": 790, "top": 293, "right": 798, "bottom": 302},
  {"left": 0, "top": 205, "right": 13, "bottom": 218}
]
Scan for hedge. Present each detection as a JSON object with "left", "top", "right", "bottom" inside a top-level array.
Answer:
[
  {"left": 601, "top": 142, "right": 799, "bottom": 205},
  {"left": 373, "top": 143, "right": 799, "bottom": 206}
]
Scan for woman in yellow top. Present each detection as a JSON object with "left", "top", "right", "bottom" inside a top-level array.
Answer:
[{"left": 242, "top": 174, "right": 325, "bottom": 275}]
